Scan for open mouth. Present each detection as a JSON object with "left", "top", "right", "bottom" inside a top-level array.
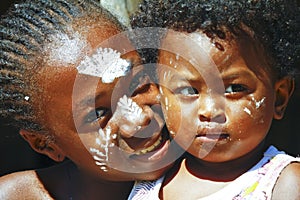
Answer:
[
  {"left": 117, "top": 125, "right": 170, "bottom": 162},
  {"left": 129, "top": 128, "right": 170, "bottom": 161},
  {"left": 135, "top": 135, "right": 163, "bottom": 155}
]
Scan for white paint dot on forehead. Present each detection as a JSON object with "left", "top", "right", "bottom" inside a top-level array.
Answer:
[
  {"left": 76, "top": 47, "right": 131, "bottom": 83},
  {"left": 44, "top": 31, "right": 87, "bottom": 67},
  {"left": 189, "top": 32, "right": 214, "bottom": 53}
]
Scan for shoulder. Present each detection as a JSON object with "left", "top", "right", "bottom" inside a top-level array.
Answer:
[
  {"left": 272, "top": 162, "right": 300, "bottom": 199},
  {"left": 0, "top": 170, "right": 53, "bottom": 200}
]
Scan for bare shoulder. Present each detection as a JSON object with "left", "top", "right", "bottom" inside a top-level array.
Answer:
[
  {"left": 0, "top": 170, "right": 53, "bottom": 200},
  {"left": 272, "top": 162, "right": 300, "bottom": 200}
]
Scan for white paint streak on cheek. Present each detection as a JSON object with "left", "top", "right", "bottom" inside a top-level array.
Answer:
[
  {"left": 159, "top": 87, "right": 164, "bottom": 95},
  {"left": 164, "top": 97, "right": 169, "bottom": 111},
  {"left": 250, "top": 95, "right": 266, "bottom": 109},
  {"left": 45, "top": 31, "right": 87, "bottom": 66},
  {"left": 90, "top": 127, "right": 113, "bottom": 172},
  {"left": 243, "top": 107, "right": 252, "bottom": 117},
  {"left": 76, "top": 47, "right": 131, "bottom": 83}
]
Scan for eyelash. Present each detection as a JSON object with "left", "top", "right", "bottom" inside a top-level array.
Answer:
[
  {"left": 174, "top": 84, "right": 248, "bottom": 97},
  {"left": 225, "top": 84, "right": 248, "bottom": 94},
  {"left": 85, "top": 107, "right": 109, "bottom": 124},
  {"left": 174, "top": 86, "right": 199, "bottom": 96}
]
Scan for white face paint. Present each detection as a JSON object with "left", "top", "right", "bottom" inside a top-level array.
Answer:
[
  {"left": 90, "top": 95, "right": 146, "bottom": 172},
  {"left": 44, "top": 31, "right": 87, "bottom": 67},
  {"left": 90, "top": 127, "right": 113, "bottom": 172},
  {"left": 189, "top": 32, "right": 213, "bottom": 53},
  {"left": 250, "top": 95, "right": 266, "bottom": 109},
  {"left": 76, "top": 47, "right": 131, "bottom": 83},
  {"left": 243, "top": 107, "right": 252, "bottom": 116},
  {"left": 111, "top": 95, "right": 146, "bottom": 134}
]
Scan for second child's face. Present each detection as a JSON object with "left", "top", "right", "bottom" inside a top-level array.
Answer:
[{"left": 158, "top": 31, "right": 278, "bottom": 162}]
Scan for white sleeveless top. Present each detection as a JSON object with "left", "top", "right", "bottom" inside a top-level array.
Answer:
[{"left": 128, "top": 146, "right": 300, "bottom": 200}]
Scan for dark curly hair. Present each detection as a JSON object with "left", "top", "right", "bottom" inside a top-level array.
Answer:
[
  {"left": 130, "top": 0, "right": 300, "bottom": 78},
  {"left": 0, "top": 0, "right": 124, "bottom": 131}
]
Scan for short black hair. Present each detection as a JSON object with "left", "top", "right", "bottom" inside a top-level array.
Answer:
[
  {"left": 0, "top": 0, "right": 124, "bottom": 131},
  {"left": 130, "top": 0, "right": 300, "bottom": 78}
]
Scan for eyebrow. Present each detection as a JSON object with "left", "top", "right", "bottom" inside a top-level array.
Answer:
[
  {"left": 77, "top": 92, "right": 105, "bottom": 108},
  {"left": 221, "top": 70, "right": 255, "bottom": 80}
]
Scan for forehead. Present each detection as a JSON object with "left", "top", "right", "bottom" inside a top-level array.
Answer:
[
  {"left": 40, "top": 15, "right": 141, "bottom": 80},
  {"left": 158, "top": 30, "right": 274, "bottom": 81},
  {"left": 158, "top": 30, "right": 236, "bottom": 77},
  {"left": 42, "top": 18, "right": 122, "bottom": 67}
]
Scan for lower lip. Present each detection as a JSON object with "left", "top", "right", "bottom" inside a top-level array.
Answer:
[{"left": 196, "top": 134, "right": 229, "bottom": 143}]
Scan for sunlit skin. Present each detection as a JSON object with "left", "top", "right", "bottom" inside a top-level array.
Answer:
[
  {"left": 157, "top": 30, "right": 299, "bottom": 199},
  {"left": 158, "top": 31, "right": 276, "bottom": 163},
  {"left": 32, "top": 18, "right": 172, "bottom": 181},
  {"left": 0, "top": 17, "right": 172, "bottom": 199}
]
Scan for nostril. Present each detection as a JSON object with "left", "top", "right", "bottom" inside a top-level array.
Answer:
[
  {"left": 199, "top": 115, "right": 211, "bottom": 122},
  {"left": 199, "top": 114, "right": 226, "bottom": 123},
  {"left": 215, "top": 115, "right": 226, "bottom": 123},
  {"left": 143, "top": 117, "right": 151, "bottom": 126}
]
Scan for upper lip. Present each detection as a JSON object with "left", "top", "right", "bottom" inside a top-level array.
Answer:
[{"left": 196, "top": 126, "right": 227, "bottom": 137}]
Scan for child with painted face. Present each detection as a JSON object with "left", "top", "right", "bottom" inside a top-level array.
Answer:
[
  {"left": 129, "top": 0, "right": 300, "bottom": 199},
  {"left": 0, "top": 0, "right": 173, "bottom": 199}
]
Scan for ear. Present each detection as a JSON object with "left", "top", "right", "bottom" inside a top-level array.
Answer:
[
  {"left": 19, "top": 130, "right": 65, "bottom": 162},
  {"left": 273, "top": 76, "right": 295, "bottom": 120}
]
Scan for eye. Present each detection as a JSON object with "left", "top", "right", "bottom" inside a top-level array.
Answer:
[
  {"left": 225, "top": 84, "right": 248, "bottom": 94},
  {"left": 131, "top": 82, "right": 151, "bottom": 97},
  {"left": 130, "top": 72, "right": 151, "bottom": 97},
  {"left": 85, "top": 107, "right": 109, "bottom": 124},
  {"left": 175, "top": 86, "right": 198, "bottom": 96}
]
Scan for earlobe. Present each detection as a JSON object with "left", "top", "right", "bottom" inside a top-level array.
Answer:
[
  {"left": 19, "top": 130, "right": 65, "bottom": 162},
  {"left": 274, "top": 76, "right": 294, "bottom": 120}
]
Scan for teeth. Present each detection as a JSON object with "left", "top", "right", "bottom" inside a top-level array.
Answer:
[{"left": 135, "top": 136, "right": 162, "bottom": 155}]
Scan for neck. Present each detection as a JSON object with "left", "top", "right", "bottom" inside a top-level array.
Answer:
[
  {"left": 37, "top": 160, "right": 134, "bottom": 199},
  {"left": 70, "top": 163, "right": 134, "bottom": 199},
  {"left": 184, "top": 142, "right": 267, "bottom": 181}
]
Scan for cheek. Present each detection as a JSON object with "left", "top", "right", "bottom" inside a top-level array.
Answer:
[
  {"left": 228, "top": 96, "right": 274, "bottom": 136},
  {"left": 161, "top": 94, "right": 198, "bottom": 135},
  {"left": 161, "top": 94, "right": 180, "bottom": 133},
  {"left": 244, "top": 96, "right": 273, "bottom": 123}
]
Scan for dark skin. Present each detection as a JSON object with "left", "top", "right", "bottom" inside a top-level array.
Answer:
[
  {"left": 157, "top": 30, "right": 300, "bottom": 199},
  {"left": 0, "top": 17, "right": 172, "bottom": 199}
]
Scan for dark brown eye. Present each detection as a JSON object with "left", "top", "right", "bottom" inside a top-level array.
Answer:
[
  {"left": 129, "top": 72, "right": 151, "bottom": 97},
  {"left": 174, "top": 86, "right": 198, "bottom": 96},
  {"left": 225, "top": 84, "right": 248, "bottom": 93},
  {"left": 85, "top": 107, "right": 109, "bottom": 123}
]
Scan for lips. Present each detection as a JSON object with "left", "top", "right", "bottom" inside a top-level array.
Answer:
[
  {"left": 196, "top": 127, "right": 229, "bottom": 142},
  {"left": 196, "top": 133, "right": 229, "bottom": 142}
]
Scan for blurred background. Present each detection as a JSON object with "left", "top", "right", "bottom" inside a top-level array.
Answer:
[{"left": 0, "top": 0, "right": 299, "bottom": 176}]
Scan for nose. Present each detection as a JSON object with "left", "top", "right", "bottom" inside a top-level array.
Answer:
[{"left": 197, "top": 93, "right": 226, "bottom": 123}]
